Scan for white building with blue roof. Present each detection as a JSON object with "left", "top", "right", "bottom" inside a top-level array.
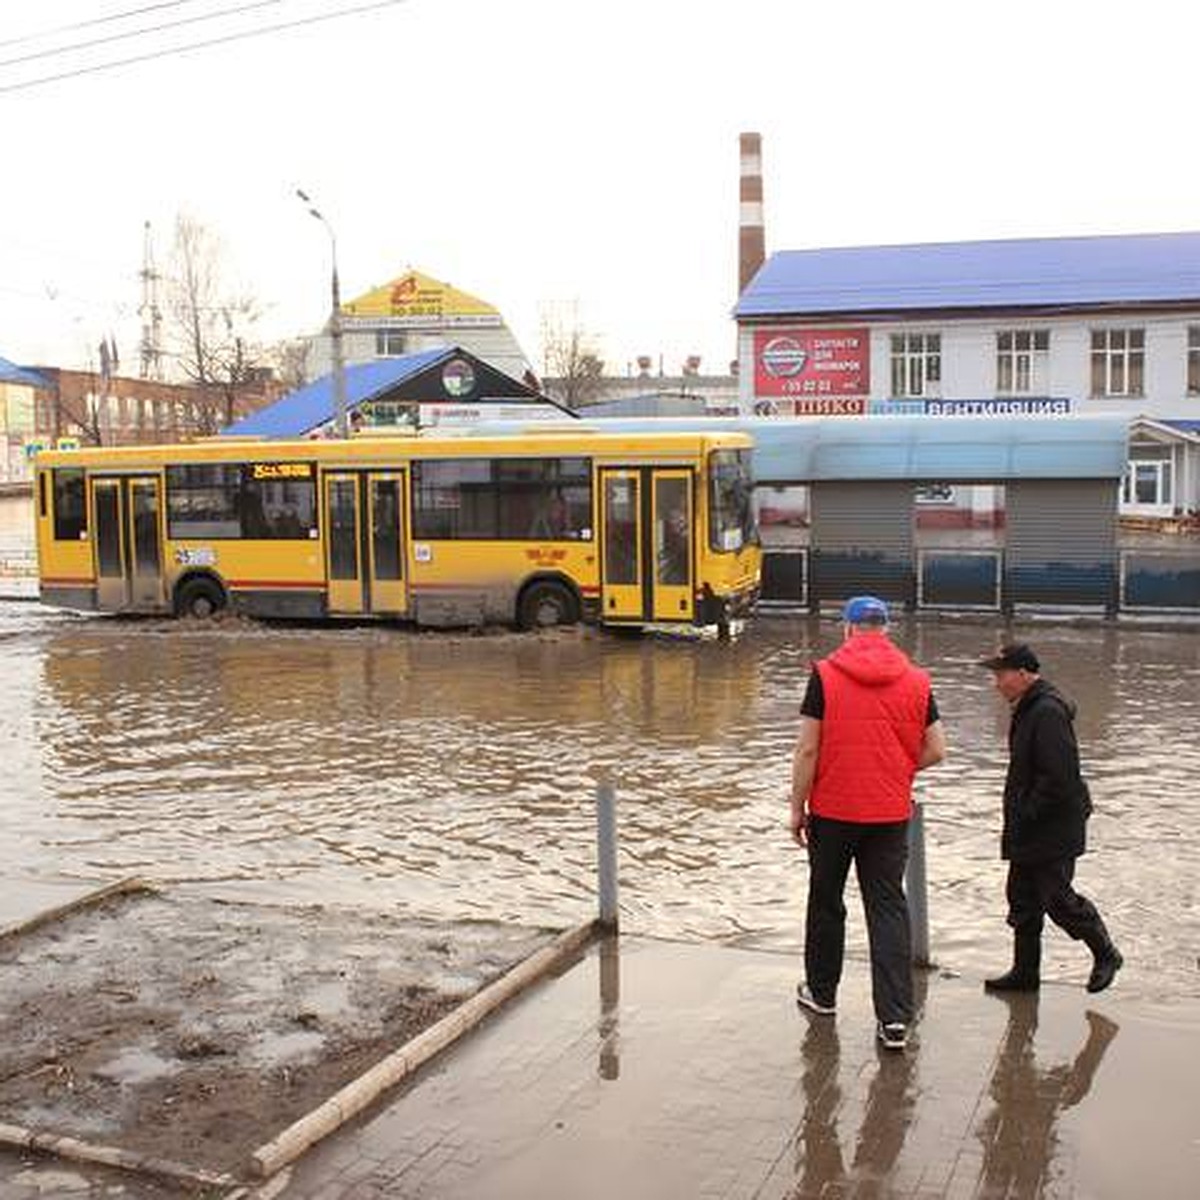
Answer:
[{"left": 734, "top": 232, "right": 1200, "bottom": 518}]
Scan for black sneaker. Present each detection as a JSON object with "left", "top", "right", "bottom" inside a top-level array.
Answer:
[
  {"left": 796, "top": 983, "right": 836, "bottom": 1015},
  {"left": 877, "top": 1021, "right": 909, "bottom": 1051}
]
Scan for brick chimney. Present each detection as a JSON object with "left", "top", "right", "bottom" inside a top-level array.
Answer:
[{"left": 738, "top": 132, "right": 766, "bottom": 294}]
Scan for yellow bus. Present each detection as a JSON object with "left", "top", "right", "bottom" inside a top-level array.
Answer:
[{"left": 34, "top": 429, "right": 761, "bottom": 630}]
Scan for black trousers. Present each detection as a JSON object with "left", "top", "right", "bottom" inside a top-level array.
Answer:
[
  {"left": 1005, "top": 857, "right": 1107, "bottom": 946},
  {"left": 805, "top": 814, "right": 913, "bottom": 1024}
]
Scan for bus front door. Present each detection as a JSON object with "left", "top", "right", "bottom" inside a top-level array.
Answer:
[
  {"left": 91, "top": 475, "right": 164, "bottom": 612},
  {"left": 324, "top": 472, "right": 410, "bottom": 617},
  {"left": 650, "top": 469, "right": 694, "bottom": 622},
  {"left": 600, "top": 467, "right": 695, "bottom": 624}
]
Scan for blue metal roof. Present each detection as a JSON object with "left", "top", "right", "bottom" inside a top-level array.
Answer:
[
  {"left": 735, "top": 232, "right": 1200, "bottom": 318},
  {"left": 0, "top": 355, "right": 53, "bottom": 389},
  {"left": 224, "top": 347, "right": 451, "bottom": 437},
  {"left": 456, "top": 415, "right": 1129, "bottom": 482},
  {"left": 1164, "top": 419, "right": 1200, "bottom": 437}
]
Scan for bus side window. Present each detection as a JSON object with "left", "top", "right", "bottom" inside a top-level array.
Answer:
[
  {"left": 38, "top": 472, "right": 47, "bottom": 519},
  {"left": 53, "top": 468, "right": 87, "bottom": 540}
]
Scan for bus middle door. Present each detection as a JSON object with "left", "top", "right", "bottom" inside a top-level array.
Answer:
[
  {"left": 324, "top": 471, "right": 410, "bottom": 617},
  {"left": 324, "top": 472, "right": 365, "bottom": 614},
  {"left": 91, "top": 474, "right": 164, "bottom": 612},
  {"left": 366, "top": 471, "right": 408, "bottom": 616}
]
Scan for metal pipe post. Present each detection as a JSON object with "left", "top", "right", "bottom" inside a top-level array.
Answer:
[
  {"left": 596, "top": 781, "right": 619, "bottom": 931},
  {"left": 906, "top": 801, "right": 932, "bottom": 968},
  {"left": 329, "top": 260, "right": 347, "bottom": 439}
]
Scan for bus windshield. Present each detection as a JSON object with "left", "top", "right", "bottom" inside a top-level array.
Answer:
[{"left": 709, "top": 448, "right": 756, "bottom": 552}]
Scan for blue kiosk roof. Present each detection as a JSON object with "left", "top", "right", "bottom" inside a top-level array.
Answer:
[
  {"left": 735, "top": 232, "right": 1200, "bottom": 318},
  {"left": 455, "top": 415, "right": 1129, "bottom": 483},
  {"left": 224, "top": 348, "right": 451, "bottom": 438}
]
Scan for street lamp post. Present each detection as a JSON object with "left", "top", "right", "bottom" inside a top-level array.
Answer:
[{"left": 296, "top": 188, "right": 348, "bottom": 438}]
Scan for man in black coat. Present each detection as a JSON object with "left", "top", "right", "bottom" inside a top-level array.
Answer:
[{"left": 981, "top": 643, "right": 1122, "bottom": 994}]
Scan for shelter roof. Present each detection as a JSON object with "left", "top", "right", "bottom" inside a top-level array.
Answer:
[
  {"left": 457, "top": 415, "right": 1130, "bottom": 482},
  {"left": 735, "top": 232, "right": 1200, "bottom": 319}
]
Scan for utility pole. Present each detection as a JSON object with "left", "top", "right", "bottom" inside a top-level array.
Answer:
[
  {"left": 138, "top": 220, "right": 164, "bottom": 381},
  {"left": 296, "top": 188, "right": 347, "bottom": 438}
]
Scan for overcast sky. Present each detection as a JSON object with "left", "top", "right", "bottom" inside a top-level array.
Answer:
[{"left": 3, "top": 0, "right": 1198, "bottom": 380}]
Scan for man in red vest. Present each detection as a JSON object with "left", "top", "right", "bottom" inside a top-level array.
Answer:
[{"left": 790, "top": 596, "right": 947, "bottom": 1050}]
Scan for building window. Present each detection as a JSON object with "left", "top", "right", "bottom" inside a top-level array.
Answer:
[
  {"left": 375, "top": 331, "right": 407, "bottom": 357},
  {"left": 890, "top": 333, "right": 941, "bottom": 398},
  {"left": 1188, "top": 326, "right": 1200, "bottom": 395},
  {"left": 1090, "top": 328, "right": 1144, "bottom": 397},
  {"left": 996, "top": 330, "right": 1049, "bottom": 394},
  {"left": 1121, "top": 459, "right": 1172, "bottom": 509}
]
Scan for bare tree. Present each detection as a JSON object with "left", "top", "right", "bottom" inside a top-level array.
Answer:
[
  {"left": 166, "top": 214, "right": 265, "bottom": 433},
  {"left": 540, "top": 314, "right": 606, "bottom": 410},
  {"left": 265, "top": 337, "right": 311, "bottom": 393}
]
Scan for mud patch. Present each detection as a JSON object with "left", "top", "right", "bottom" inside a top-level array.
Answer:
[{"left": 0, "top": 890, "right": 553, "bottom": 1177}]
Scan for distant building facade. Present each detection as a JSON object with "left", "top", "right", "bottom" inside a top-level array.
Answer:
[
  {"left": 545, "top": 357, "right": 739, "bottom": 418},
  {"left": 34, "top": 368, "right": 281, "bottom": 448},
  {"left": 735, "top": 233, "right": 1200, "bottom": 518},
  {"left": 307, "top": 269, "right": 534, "bottom": 384}
]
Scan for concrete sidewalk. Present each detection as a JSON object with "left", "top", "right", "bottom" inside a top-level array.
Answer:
[{"left": 265, "top": 936, "right": 1200, "bottom": 1200}]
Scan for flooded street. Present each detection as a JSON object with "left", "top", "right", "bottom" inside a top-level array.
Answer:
[{"left": 2, "top": 601, "right": 1198, "bottom": 1000}]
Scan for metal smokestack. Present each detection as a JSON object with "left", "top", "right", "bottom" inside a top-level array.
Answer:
[{"left": 738, "top": 132, "right": 766, "bottom": 294}]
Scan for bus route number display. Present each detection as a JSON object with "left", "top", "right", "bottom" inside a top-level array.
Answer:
[{"left": 250, "top": 462, "right": 313, "bottom": 480}]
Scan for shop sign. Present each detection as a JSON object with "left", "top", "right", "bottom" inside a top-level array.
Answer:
[
  {"left": 926, "top": 398, "right": 1071, "bottom": 416},
  {"left": 753, "top": 396, "right": 867, "bottom": 416},
  {"left": 753, "top": 327, "right": 869, "bottom": 398}
]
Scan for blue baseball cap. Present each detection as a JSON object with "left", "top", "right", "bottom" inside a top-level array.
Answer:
[{"left": 842, "top": 595, "right": 890, "bottom": 625}]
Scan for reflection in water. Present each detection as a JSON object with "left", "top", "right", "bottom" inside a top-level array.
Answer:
[
  {"left": 976, "top": 998, "right": 1119, "bottom": 1197},
  {"left": 2, "top": 607, "right": 1198, "bottom": 992},
  {"left": 597, "top": 934, "right": 620, "bottom": 1081},
  {"left": 791, "top": 977, "right": 924, "bottom": 1197}
]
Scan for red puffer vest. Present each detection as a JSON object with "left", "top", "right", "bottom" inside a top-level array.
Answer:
[{"left": 809, "top": 634, "right": 930, "bottom": 823}]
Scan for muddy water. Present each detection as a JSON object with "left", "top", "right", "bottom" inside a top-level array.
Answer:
[{"left": 2, "top": 603, "right": 1198, "bottom": 999}]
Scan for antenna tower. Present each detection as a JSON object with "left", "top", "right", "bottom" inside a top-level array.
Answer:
[{"left": 138, "top": 220, "right": 164, "bottom": 380}]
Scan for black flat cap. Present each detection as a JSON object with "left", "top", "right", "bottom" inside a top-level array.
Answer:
[{"left": 980, "top": 643, "right": 1040, "bottom": 672}]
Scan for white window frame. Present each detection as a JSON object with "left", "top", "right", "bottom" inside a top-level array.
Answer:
[
  {"left": 375, "top": 330, "right": 407, "bottom": 357},
  {"left": 1120, "top": 459, "right": 1173, "bottom": 515},
  {"left": 996, "top": 329, "right": 1049, "bottom": 395},
  {"left": 890, "top": 332, "right": 941, "bottom": 398},
  {"left": 1188, "top": 326, "right": 1200, "bottom": 396},
  {"left": 1090, "top": 328, "right": 1144, "bottom": 397}
]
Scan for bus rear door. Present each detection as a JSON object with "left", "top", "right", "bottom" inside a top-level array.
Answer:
[
  {"left": 91, "top": 475, "right": 164, "bottom": 612},
  {"left": 599, "top": 466, "right": 695, "bottom": 624},
  {"left": 323, "top": 471, "right": 409, "bottom": 617}
]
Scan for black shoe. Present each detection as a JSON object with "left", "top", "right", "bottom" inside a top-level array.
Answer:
[
  {"left": 984, "top": 969, "right": 1040, "bottom": 993},
  {"left": 1086, "top": 946, "right": 1123, "bottom": 994}
]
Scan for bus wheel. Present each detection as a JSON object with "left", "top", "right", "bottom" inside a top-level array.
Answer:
[
  {"left": 176, "top": 577, "right": 226, "bottom": 620},
  {"left": 518, "top": 580, "right": 578, "bottom": 630}
]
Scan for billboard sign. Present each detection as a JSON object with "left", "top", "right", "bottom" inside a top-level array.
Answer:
[{"left": 753, "top": 328, "right": 869, "bottom": 398}]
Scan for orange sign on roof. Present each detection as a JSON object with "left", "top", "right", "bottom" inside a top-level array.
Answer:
[{"left": 343, "top": 269, "right": 502, "bottom": 328}]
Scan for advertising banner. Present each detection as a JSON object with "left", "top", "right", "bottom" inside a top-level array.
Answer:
[{"left": 753, "top": 328, "right": 869, "bottom": 398}]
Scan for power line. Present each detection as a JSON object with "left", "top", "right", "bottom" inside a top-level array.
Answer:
[
  {"left": 0, "top": 0, "right": 409, "bottom": 95},
  {"left": 0, "top": 0, "right": 290, "bottom": 70},
  {"left": 0, "top": 1, "right": 210, "bottom": 50}
]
